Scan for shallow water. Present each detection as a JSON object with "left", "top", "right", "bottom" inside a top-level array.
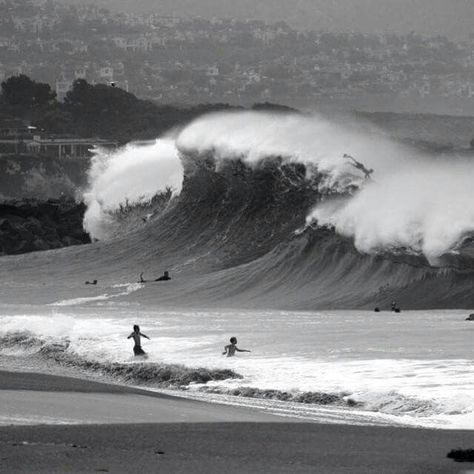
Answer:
[{"left": 1, "top": 300, "right": 473, "bottom": 429}]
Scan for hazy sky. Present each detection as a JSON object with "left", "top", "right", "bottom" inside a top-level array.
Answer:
[{"left": 82, "top": 0, "right": 474, "bottom": 40}]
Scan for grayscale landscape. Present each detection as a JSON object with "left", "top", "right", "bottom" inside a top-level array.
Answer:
[{"left": 0, "top": 1, "right": 473, "bottom": 472}]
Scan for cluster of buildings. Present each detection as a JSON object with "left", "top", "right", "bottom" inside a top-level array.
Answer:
[{"left": 2, "top": 0, "right": 474, "bottom": 111}]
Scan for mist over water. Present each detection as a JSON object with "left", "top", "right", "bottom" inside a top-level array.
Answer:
[
  {"left": 82, "top": 111, "right": 474, "bottom": 262},
  {"left": 309, "top": 158, "right": 474, "bottom": 264}
]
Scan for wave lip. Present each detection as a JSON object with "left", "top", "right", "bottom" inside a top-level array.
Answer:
[{"left": 83, "top": 139, "right": 183, "bottom": 240}]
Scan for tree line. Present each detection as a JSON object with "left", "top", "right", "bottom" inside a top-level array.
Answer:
[{"left": 0, "top": 75, "right": 294, "bottom": 143}]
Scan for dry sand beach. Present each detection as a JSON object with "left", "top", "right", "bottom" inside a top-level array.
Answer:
[{"left": 0, "top": 370, "right": 472, "bottom": 474}]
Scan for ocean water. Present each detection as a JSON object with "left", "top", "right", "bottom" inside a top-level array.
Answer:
[
  {"left": 1, "top": 111, "right": 473, "bottom": 429},
  {"left": 1, "top": 298, "right": 473, "bottom": 429}
]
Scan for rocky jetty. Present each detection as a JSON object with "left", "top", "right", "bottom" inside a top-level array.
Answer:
[{"left": 0, "top": 199, "right": 90, "bottom": 255}]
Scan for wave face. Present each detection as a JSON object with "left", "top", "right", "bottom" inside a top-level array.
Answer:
[{"left": 73, "top": 111, "right": 474, "bottom": 309}]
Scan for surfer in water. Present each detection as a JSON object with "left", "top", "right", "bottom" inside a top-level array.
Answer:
[
  {"left": 343, "top": 154, "right": 374, "bottom": 179},
  {"left": 222, "top": 337, "right": 251, "bottom": 357},
  {"left": 155, "top": 271, "right": 171, "bottom": 281},
  {"left": 127, "top": 325, "right": 150, "bottom": 356},
  {"left": 391, "top": 301, "right": 401, "bottom": 313}
]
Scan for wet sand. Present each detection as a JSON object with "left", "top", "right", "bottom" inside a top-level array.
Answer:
[
  {"left": 0, "top": 370, "right": 283, "bottom": 425},
  {"left": 0, "top": 370, "right": 472, "bottom": 473}
]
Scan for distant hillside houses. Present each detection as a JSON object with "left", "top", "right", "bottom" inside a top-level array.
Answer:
[
  {"left": 3, "top": 0, "right": 474, "bottom": 112},
  {"left": 55, "top": 63, "right": 129, "bottom": 99},
  {"left": 113, "top": 35, "right": 152, "bottom": 52}
]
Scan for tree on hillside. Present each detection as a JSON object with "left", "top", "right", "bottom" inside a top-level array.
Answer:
[
  {"left": 63, "top": 79, "right": 158, "bottom": 140},
  {"left": 0, "top": 74, "right": 56, "bottom": 109},
  {"left": 64, "top": 78, "right": 140, "bottom": 112}
]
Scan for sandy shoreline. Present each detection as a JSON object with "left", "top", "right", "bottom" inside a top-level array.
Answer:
[{"left": 0, "top": 370, "right": 473, "bottom": 473}]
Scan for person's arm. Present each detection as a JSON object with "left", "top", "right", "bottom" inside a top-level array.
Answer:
[
  {"left": 140, "top": 332, "right": 150, "bottom": 340},
  {"left": 344, "top": 155, "right": 358, "bottom": 165},
  {"left": 222, "top": 345, "right": 229, "bottom": 355},
  {"left": 127, "top": 333, "right": 133, "bottom": 339},
  {"left": 235, "top": 347, "right": 251, "bottom": 352}
]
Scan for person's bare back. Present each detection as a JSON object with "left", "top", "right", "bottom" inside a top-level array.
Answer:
[
  {"left": 222, "top": 337, "right": 251, "bottom": 357},
  {"left": 127, "top": 324, "right": 150, "bottom": 356}
]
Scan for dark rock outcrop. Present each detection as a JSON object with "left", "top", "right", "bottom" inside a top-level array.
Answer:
[
  {"left": 447, "top": 448, "right": 474, "bottom": 462},
  {"left": 0, "top": 198, "right": 90, "bottom": 255}
]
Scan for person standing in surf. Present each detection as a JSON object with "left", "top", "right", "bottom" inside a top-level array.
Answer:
[
  {"left": 127, "top": 325, "right": 150, "bottom": 356},
  {"left": 222, "top": 337, "right": 251, "bottom": 357}
]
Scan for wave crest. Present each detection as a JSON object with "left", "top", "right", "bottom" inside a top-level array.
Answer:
[{"left": 84, "top": 111, "right": 474, "bottom": 263}]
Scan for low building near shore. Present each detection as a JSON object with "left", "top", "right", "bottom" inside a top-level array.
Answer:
[
  {"left": 0, "top": 120, "right": 117, "bottom": 158},
  {"left": 27, "top": 136, "right": 117, "bottom": 158}
]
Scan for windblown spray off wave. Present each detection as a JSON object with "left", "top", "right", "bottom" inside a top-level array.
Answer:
[
  {"left": 85, "top": 111, "right": 474, "bottom": 262},
  {"left": 75, "top": 110, "right": 474, "bottom": 309}
]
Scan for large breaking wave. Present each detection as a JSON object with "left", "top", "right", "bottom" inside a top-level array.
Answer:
[
  {"left": 86, "top": 111, "right": 474, "bottom": 262},
  {"left": 75, "top": 111, "right": 474, "bottom": 308}
]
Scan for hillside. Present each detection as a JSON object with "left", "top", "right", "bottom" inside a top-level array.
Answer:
[{"left": 61, "top": 0, "right": 474, "bottom": 40}]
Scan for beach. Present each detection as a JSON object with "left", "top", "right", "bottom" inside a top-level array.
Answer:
[{"left": 0, "top": 370, "right": 472, "bottom": 474}]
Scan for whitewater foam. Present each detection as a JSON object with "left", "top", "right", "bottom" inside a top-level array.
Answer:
[
  {"left": 83, "top": 139, "right": 183, "bottom": 240},
  {"left": 308, "top": 159, "right": 474, "bottom": 264},
  {"left": 1, "top": 307, "right": 473, "bottom": 429},
  {"left": 82, "top": 110, "right": 474, "bottom": 262},
  {"left": 50, "top": 283, "right": 143, "bottom": 306}
]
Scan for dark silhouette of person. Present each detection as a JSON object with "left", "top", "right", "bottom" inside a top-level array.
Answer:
[
  {"left": 222, "top": 337, "right": 251, "bottom": 357},
  {"left": 343, "top": 154, "right": 374, "bottom": 179},
  {"left": 85, "top": 280, "right": 97, "bottom": 285},
  {"left": 139, "top": 272, "right": 146, "bottom": 283},
  {"left": 155, "top": 271, "right": 171, "bottom": 282},
  {"left": 127, "top": 325, "right": 150, "bottom": 356},
  {"left": 391, "top": 301, "right": 401, "bottom": 313}
]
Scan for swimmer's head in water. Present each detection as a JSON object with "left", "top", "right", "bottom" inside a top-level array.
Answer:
[
  {"left": 230, "top": 337, "right": 237, "bottom": 344},
  {"left": 133, "top": 325, "right": 140, "bottom": 332}
]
